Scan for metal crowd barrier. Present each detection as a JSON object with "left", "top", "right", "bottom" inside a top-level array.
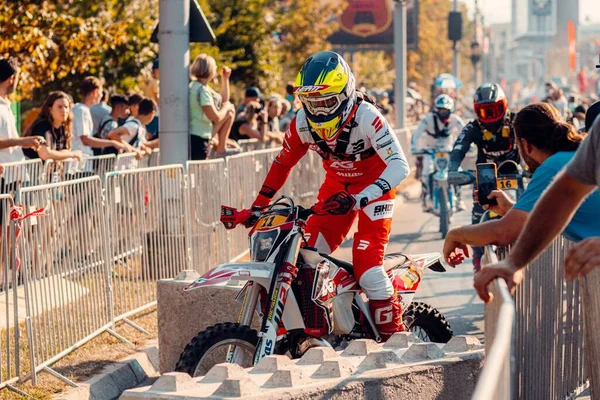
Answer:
[
  {"left": 473, "top": 241, "right": 514, "bottom": 400},
  {"left": 104, "top": 165, "right": 189, "bottom": 323},
  {"left": 0, "top": 194, "right": 20, "bottom": 392},
  {"left": 15, "top": 177, "right": 114, "bottom": 386},
  {"left": 1, "top": 160, "right": 43, "bottom": 196},
  {"left": 512, "top": 238, "right": 588, "bottom": 399},
  {"left": 187, "top": 159, "right": 230, "bottom": 274},
  {"left": 477, "top": 235, "right": 593, "bottom": 399},
  {"left": 42, "top": 155, "right": 117, "bottom": 183},
  {"left": 236, "top": 138, "right": 268, "bottom": 153}
]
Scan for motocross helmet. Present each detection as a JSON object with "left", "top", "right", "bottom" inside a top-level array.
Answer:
[
  {"left": 434, "top": 94, "right": 454, "bottom": 122},
  {"left": 474, "top": 83, "right": 508, "bottom": 133},
  {"left": 294, "top": 52, "right": 357, "bottom": 141}
]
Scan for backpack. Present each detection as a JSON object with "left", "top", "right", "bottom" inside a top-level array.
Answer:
[{"left": 94, "top": 117, "right": 115, "bottom": 156}]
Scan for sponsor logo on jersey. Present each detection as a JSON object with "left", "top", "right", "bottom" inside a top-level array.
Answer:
[
  {"left": 299, "top": 126, "right": 310, "bottom": 133},
  {"left": 371, "top": 116, "right": 384, "bottom": 132},
  {"left": 330, "top": 160, "right": 355, "bottom": 169},
  {"left": 386, "top": 148, "right": 395, "bottom": 156},
  {"left": 376, "top": 139, "right": 393, "bottom": 150},
  {"left": 363, "top": 199, "right": 395, "bottom": 221},
  {"left": 375, "top": 129, "right": 391, "bottom": 142},
  {"left": 336, "top": 171, "right": 363, "bottom": 178},
  {"left": 351, "top": 139, "right": 365, "bottom": 153},
  {"left": 374, "top": 178, "right": 392, "bottom": 193}
]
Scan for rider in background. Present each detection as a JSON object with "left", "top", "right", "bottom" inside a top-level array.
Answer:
[
  {"left": 247, "top": 52, "right": 410, "bottom": 340},
  {"left": 449, "top": 83, "right": 520, "bottom": 272},
  {"left": 411, "top": 94, "right": 465, "bottom": 211}
]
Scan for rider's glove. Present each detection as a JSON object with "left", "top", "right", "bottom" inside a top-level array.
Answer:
[
  {"left": 242, "top": 206, "right": 262, "bottom": 228},
  {"left": 313, "top": 191, "right": 357, "bottom": 215},
  {"left": 353, "top": 194, "right": 369, "bottom": 210}
]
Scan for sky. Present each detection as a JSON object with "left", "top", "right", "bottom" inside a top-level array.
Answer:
[{"left": 461, "top": 0, "right": 600, "bottom": 25}]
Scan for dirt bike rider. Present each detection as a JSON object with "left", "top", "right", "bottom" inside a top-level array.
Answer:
[
  {"left": 411, "top": 94, "right": 466, "bottom": 211},
  {"left": 448, "top": 83, "right": 520, "bottom": 272},
  {"left": 244, "top": 51, "right": 410, "bottom": 340}
]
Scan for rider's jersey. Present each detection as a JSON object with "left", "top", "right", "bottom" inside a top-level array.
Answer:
[
  {"left": 411, "top": 113, "right": 465, "bottom": 152},
  {"left": 253, "top": 101, "right": 410, "bottom": 207},
  {"left": 449, "top": 113, "right": 520, "bottom": 171}
]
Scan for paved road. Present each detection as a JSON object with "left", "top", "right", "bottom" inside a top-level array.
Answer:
[{"left": 332, "top": 186, "right": 484, "bottom": 339}]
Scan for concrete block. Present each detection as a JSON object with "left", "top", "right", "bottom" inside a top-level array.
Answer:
[
  {"left": 443, "top": 335, "right": 483, "bottom": 353},
  {"left": 203, "top": 363, "right": 248, "bottom": 382},
  {"left": 213, "top": 377, "right": 261, "bottom": 397},
  {"left": 401, "top": 343, "right": 445, "bottom": 362},
  {"left": 263, "top": 367, "right": 308, "bottom": 388},
  {"left": 358, "top": 350, "right": 403, "bottom": 371},
  {"left": 383, "top": 332, "right": 411, "bottom": 349},
  {"left": 341, "top": 339, "right": 380, "bottom": 356},
  {"left": 312, "top": 359, "right": 356, "bottom": 378},
  {"left": 175, "top": 269, "right": 200, "bottom": 281},
  {"left": 251, "top": 355, "right": 294, "bottom": 373},
  {"left": 111, "top": 363, "right": 140, "bottom": 393},
  {"left": 150, "top": 372, "right": 195, "bottom": 392},
  {"left": 296, "top": 346, "right": 339, "bottom": 365},
  {"left": 158, "top": 277, "right": 257, "bottom": 373}
]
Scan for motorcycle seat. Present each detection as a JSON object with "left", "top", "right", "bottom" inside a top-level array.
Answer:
[{"left": 319, "top": 252, "right": 410, "bottom": 276}]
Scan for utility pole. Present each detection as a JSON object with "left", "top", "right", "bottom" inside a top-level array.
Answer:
[
  {"left": 393, "top": 0, "right": 407, "bottom": 129},
  {"left": 453, "top": 0, "right": 459, "bottom": 79},
  {"left": 159, "top": 0, "right": 190, "bottom": 165},
  {"left": 474, "top": 0, "right": 480, "bottom": 86}
]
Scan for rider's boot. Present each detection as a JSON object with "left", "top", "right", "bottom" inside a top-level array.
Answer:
[{"left": 369, "top": 292, "right": 405, "bottom": 341}]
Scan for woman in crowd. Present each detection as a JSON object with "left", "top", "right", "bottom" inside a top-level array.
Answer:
[
  {"left": 23, "top": 91, "right": 83, "bottom": 161},
  {"left": 229, "top": 101, "right": 268, "bottom": 142},
  {"left": 189, "top": 54, "right": 235, "bottom": 160},
  {"left": 265, "top": 96, "right": 284, "bottom": 144}
]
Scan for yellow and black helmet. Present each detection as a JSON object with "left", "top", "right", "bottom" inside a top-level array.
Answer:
[{"left": 294, "top": 52, "right": 356, "bottom": 141}]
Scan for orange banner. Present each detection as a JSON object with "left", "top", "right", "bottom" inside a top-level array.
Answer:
[{"left": 568, "top": 21, "right": 576, "bottom": 71}]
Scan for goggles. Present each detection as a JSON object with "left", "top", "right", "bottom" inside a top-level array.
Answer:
[{"left": 299, "top": 92, "right": 347, "bottom": 116}]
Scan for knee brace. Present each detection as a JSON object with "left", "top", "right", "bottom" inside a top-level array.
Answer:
[{"left": 358, "top": 266, "right": 394, "bottom": 301}]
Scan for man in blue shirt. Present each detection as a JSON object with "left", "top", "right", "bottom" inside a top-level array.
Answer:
[{"left": 442, "top": 103, "right": 600, "bottom": 267}]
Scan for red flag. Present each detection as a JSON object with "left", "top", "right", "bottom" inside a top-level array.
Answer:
[{"left": 568, "top": 21, "right": 576, "bottom": 72}]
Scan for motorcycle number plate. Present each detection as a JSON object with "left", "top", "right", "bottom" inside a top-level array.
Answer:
[
  {"left": 255, "top": 215, "right": 287, "bottom": 230},
  {"left": 498, "top": 178, "right": 518, "bottom": 190}
]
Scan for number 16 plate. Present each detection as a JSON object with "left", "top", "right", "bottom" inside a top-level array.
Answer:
[{"left": 498, "top": 178, "right": 518, "bottom": 190}]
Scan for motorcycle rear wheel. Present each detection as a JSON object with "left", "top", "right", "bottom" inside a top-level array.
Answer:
[
  {"left": 403, "top": 302, "right": 453, "bottom": 343},
  {"left": 175, "top": 323, "right": 258, "bottom": 377}
]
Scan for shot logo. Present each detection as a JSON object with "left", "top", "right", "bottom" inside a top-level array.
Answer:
[{"left": 374, "top": 203, "right": 393, "bottom": 216}]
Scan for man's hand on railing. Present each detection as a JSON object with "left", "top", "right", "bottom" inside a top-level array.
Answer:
[
  {"left": 473, "top": 259, "right": 524, "bottom": 302},
  {"left": 564, "top": 237, "right": 600, "bottom": 280}
]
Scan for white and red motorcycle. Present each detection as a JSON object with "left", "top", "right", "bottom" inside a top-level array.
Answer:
[{"left": 176, "top": 195, "right": 452, "bottom": 377}]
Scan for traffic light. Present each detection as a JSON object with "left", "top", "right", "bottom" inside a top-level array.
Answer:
[{"left": 448, "top": 11, "right": 463, "bottom": 42}]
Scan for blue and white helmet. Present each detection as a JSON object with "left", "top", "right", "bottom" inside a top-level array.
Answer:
[{"left": 434, "top": 94, "right": 454, "bottom": 122}]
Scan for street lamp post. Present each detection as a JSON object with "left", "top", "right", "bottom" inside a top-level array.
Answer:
[{"left": 471, "top": 41, "right": 481, "bottom": 86}]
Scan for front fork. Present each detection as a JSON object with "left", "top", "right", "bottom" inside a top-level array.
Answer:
[
  {"left": 226, "top": 282, "right": 261, "bottom": 364},
  {"left": 253, "top": 234, "right": 301, "bottom": 365}
]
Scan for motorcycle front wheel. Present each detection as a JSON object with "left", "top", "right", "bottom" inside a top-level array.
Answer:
[
  {"left": 403, "top": 302, "right": 453, "bottom": 343},
  {"left": 175, "top": 323, "right": 258, "bottom": 377},
  {"left": 439, "top": 188, "right": 450, "bottom": 238}
]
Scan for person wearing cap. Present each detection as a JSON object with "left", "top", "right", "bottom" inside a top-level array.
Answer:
[
  {"left": 0, "top": 57, "right": 44, "bottom": 167},
  {"left": 474, "top": 101, "right": 600, "bottom": 302},
  {"left": 236, "top": 87, "right": 263, "bottom": 116}
]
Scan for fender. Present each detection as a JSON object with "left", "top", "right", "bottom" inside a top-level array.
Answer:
[
  {"left": 184, "top": 262, "right": 276, "bottom": 291},
  {"left": 184, "top": 262, "right": 305, "bottom": 331}
]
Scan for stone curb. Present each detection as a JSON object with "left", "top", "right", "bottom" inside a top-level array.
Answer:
[
  {"left": 53, "top": 341, "right": 159, "bottom": 400},
  {"left": 121, "top": 334, "right": 485, "bottom": 399}
]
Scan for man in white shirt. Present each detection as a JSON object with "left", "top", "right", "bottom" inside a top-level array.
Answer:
[
  {"left": 0, "top": 57, "right": 44, "bottom": 182},
  {"left": 71, "top": 76, "right": 128, "bottom": 159}
]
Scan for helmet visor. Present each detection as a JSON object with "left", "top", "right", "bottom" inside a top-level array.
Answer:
[
  {"left": 299, "top": 93, "right": 345, "bottom": 117},
  {"left": 436, "top": 109, "right": 450, "bottom": 120},
  {"left": 475, "top": 101, "right": 506, "bottom": 123}
]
